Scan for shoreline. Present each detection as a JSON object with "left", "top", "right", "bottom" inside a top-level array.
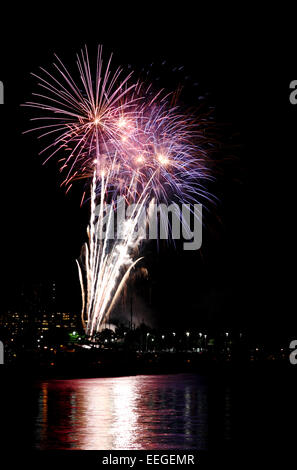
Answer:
[{"left": 0, "top": 355, "right": 294, "bottom": 381}]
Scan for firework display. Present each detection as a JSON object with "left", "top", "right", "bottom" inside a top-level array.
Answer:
[{"left": 24, "top": 46, "right": 213, "bottom": 336}]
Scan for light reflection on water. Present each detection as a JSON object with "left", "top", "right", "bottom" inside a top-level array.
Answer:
[{"left": 35, "top": 374, "right": 208, "bottom": 450}]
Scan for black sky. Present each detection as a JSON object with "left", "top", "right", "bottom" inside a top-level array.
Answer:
[{"left": 0, "top": 7, "right": 294, "bottom": 337}]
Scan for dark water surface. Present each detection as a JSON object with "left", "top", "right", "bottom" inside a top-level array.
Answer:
[
  {"left": 0, "top": 370, "right": 295, "bottom": 452},
  {"left": 36, "top": 374, "right": 208, "bottom": 450}
]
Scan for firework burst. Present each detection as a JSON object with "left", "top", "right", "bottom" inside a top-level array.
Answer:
[
  {"left": 23, "top": 45, "right": 138, "bottom": 193},
  {"left": 24, "top": 46, "right": 214, "bottom": 336}
]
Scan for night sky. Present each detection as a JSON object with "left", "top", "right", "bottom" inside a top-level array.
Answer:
[{"left": 0, "top": 8, "right": 293, "bottom": 339}]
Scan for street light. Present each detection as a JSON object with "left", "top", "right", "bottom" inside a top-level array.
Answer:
[
  {"left": 186, "top": 332, "right": 190, "bottom": 337},
  {"left": 204, "top": 334, "right": 207, "bottom": 349},
  {"left": 224, "top": 332, "right": 229, "bottom": 353}
]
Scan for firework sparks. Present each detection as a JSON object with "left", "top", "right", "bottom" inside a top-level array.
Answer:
[
  {"left": 24, "top": 46, "right": 214, "bottom": 336},
  {"left": 23, "top": 45, "right": 138, "bottom": 192},
  {"left": 77, "top": 173, "right": 155, "bottom": 336}
]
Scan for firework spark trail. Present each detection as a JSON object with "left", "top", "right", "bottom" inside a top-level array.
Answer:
[
  {"left": 77, "top": 172, "right": 153, "bottom": 337},
  {"left": 23, "top": 45, "right": 138, "bottom": 192},
  {"left": 24, "top": 46, "right": 214, "bottom": 336}
]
